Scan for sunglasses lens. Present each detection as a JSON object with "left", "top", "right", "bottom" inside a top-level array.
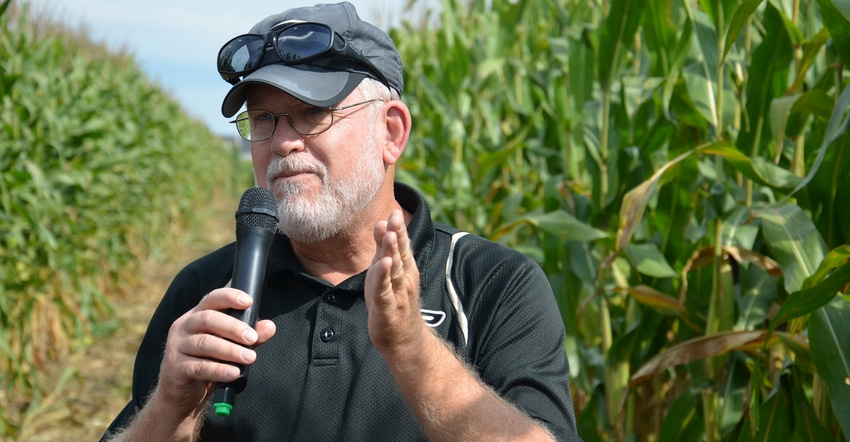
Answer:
[
  {"left": 275, "top": 24, "right": 333, "bottom": 62},
  {"left": 218, "top": 35, "right": 266, "bottom": 74},
  {"left": 217, "top": 23, "right": 367, "bottom": 85}
]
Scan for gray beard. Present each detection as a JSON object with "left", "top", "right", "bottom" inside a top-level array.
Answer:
[{"left": 265, "top": 148, "right": 384, "bottom": 243}]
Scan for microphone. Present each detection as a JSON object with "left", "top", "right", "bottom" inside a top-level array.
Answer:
[{"left": 213, "top": 187, "right": 278, "bottom": 417}]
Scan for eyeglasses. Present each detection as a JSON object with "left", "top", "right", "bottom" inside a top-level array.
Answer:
[
  {"left": 230, "top": 99, "right": 382, "bottom": 141},
  {"left": 217, "top": 22, "right": 388, "bottom": 87}
]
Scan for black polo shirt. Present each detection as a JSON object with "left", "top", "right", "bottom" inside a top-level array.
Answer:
[{"left": 103, "top": 183, "right": 580, "bottom": 441}]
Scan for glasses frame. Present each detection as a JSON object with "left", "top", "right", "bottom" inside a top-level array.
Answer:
[
  {"left": 218, "top": 22, "right": 388, "bottom": 87},
  {"left": 229, "top": 99, "right": 384, "bottom": 141}
]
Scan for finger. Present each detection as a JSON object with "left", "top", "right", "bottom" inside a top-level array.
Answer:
[
  {"left": 182, "top": 309, "right": 261, "bottom": 347},
  {"left": 196, "top": 287, "right": 255, "bottom": 312},
  {"left": 176, "top": 354, "right": 244, "bottom": 383},
  {"left": 388, "top": 210, "right": 416, "bottom": 274},
  {"left": 188, "top": 288, "right": 260, "bottom": 346},
  {"left": 383, "top": 211, "right": 418, "bottom": 299},
  {"left": 180, "top": 320, "right": 275, "bottom": 364},
  {"left": 372, "top": 220, "right": 389, "bottom": 264},
  {"left": 254, "top": 319, "right": 277, "bottom": 345},
  {"left": 382, "top": 229, "right": 406, "bottom": 288},
  {"left": 176, "top": 330, "right": 257, "bottom": 365},
  {"left": 367, "top": 256, "right": 395, "bottom": 306}
]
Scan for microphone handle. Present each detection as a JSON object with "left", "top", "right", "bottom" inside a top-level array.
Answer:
[
  {"left": 213, "top": 225, "right": 275, "bottom": 416},
  {"left": 229, "top": 225, "right": 273, "bottom": 326}
]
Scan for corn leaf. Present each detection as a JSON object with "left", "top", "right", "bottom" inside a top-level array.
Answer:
[
  {"left": 754, "top": 203, "right": 827, "bottom": 293},
  {"left": 817, "top": 0, "right": 850, "bottom": 66},
  {"left": 722, "top": 0, "right": 764, "bottom": 62},
  {"left": 630, "top": 331, "right": 765, "bottom": 385},
  {"left": 809, "top": 299, "right": 850, "bottom": 441},
  {"left": 598, "top": 0, "right": 646, "bottom": 91},
  {"left": 627, "top": 243, "right": 679, "bottom": 279},
  {"left": 522, "top": 210, "right": 608, "bottom": 242},
  {"left": 766, "top": 259, "right": 850, "bottom": 342},
  {"left": 787, "top": 84, "right": 850, "bottom": 199}
]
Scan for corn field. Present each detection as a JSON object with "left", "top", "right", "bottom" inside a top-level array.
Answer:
[
  {"left": 0, "top": 0, "right": 242, "bottom": 436},
  {"left": 396, "top": 0, "right": 849, "bottom": 440},
  {"left": 3, "top": 0, "right": 850, "bottom": 440}
]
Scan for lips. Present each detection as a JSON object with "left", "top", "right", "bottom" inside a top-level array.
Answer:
[{"left": 275, "top": 169, "right": 311, "bottom": 179}]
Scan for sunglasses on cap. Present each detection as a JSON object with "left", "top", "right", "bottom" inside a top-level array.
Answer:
[{"left": 217, "top": 22, "right": 388, "bottom": 87}]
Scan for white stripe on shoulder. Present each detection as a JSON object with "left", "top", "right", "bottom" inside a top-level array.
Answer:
[{"left": 446, "top": 231, "right": 470, "bottom": 346}]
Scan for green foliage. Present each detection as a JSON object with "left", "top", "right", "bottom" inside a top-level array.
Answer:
[
  {"left": 0, "top": 2, "right": 240, "bottom": 434},
  {"left": 397, "top": 0, "right": 850, "bottom": 439}
]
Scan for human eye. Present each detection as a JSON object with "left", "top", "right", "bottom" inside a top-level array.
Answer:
[
  {"left": 300, "top": 105, "right": 328, "bottom": 118},
  {"left": 294, "top": 105, "right": 330, "bottom": 127},
  {"left": 252, "top": 111, "right": 274, "bottom": 123}
]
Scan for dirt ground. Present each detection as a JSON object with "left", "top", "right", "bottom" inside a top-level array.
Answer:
[{"left": 16, "top": 202, "right": 236, "bottom": 442}]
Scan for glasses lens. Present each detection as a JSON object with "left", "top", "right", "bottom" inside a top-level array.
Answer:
[
  {"left": 219, "top": 35, "right": 266, "bottom": 74},
  {"left": 275, "top": 23, "right": 333, "bottom": 62},
  {"left": 290, "top": 104, "right": 332, "bottom": 135},
  {"left": 234, "top": 110, "right": 275, "bottom": 141}
]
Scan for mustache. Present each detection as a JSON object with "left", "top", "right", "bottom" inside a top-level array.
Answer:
[{"left": 266, "top": 155, "right": 326, "bottom": 184}]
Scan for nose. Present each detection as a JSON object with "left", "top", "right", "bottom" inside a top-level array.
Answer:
[{"left": 267, "top": 117, "right": 306, "bottom": 157}]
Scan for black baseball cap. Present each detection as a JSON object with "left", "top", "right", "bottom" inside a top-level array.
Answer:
[{"left": 220, "top": 2, "right": 404, "bottom": 118}]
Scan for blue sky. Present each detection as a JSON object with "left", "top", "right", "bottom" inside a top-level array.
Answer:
[{"left": 25, "top": 0, "right": 435, "bottom": 136}]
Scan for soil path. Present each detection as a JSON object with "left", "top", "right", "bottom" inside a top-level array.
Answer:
[{"left": 21, "top": 199, "right": 236, "bottom": 441}]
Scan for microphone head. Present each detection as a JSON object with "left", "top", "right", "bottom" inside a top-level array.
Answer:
[{"left": 236, "top": 187, "right": 279, "bottom": 233}]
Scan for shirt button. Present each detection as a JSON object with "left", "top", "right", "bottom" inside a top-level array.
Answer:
[
  {"left": 325, "top": 293, "right": 338, "bottom": 304},
  {"left": 320, "top": 328, "right": 335, "bottom": 342}
]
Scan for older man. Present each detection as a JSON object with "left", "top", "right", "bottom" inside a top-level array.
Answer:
[{"left": 102, "top": 2, "right": 580, "bottom": 441}]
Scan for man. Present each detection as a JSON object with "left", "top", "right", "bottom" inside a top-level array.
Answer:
[{"left": 102, "top": 2, "right": 580, "bottom": 441}]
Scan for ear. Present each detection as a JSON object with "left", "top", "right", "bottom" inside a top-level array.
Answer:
[{"left": 381, "top": 100, "right": 411, "bottom": 165}]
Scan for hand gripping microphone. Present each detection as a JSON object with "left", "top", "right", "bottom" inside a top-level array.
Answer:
[{"left": 213, "top": 187, "right": 278, "bottom": 417}]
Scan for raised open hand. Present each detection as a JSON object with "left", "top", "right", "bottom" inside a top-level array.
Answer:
[{"left": 364, "top": 209, "right": 424, "bottom": 357}]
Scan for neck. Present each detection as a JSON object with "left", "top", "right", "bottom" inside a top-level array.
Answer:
[{"left": 290, "top": 230, "right": 376, "bottom": 286}]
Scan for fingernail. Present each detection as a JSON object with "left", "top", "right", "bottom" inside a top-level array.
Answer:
[
  {"left": 225, "top": 367, "right": 239, "bottom": 379},
  {"left": 238, "top": 294, "right": 252, "bottom": 305},
  {"left": 241, "top": 348, "right": 256, "bottom": 363},
  {"left": 243, "top": 328, "right": 258, "bottom": 343}
]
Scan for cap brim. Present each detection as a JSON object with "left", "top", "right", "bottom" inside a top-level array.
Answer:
[{"left": 221, "top": 64, "right": 367, "bottom": 117}]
